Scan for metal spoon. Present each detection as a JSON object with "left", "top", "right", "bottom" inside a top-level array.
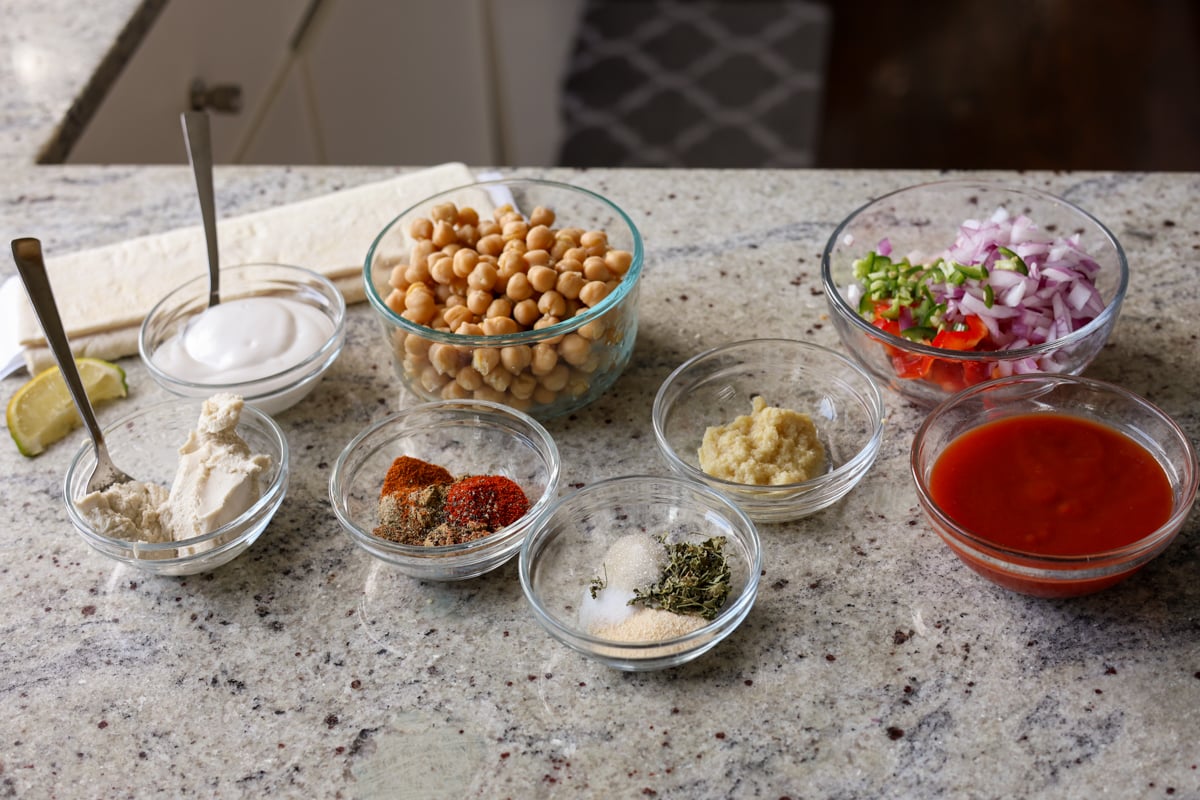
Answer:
[
  {"left": 181, "top": 110, "right": 220, "bottom": 308},
  {"left": 11, "top": 238, "right": 135, "bottom": 493}
]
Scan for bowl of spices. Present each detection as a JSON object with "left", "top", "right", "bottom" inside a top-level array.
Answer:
[
  {"left": 364, "top": 178, "right": 644, "bottom": 419},
  {"left": 329, "top": 399, "right": 561, "bottom": 580},
  {"left": 911, "top": 374, "right": 1198, "bottom": 598},
  {"left": 519, "top": 475, "right": 762, "bottom": 671},
  {"left": 652, "top": 339, "right": 885, "bottom": 522},
  {"left": 140, "top": 262, "right": 347, "bottom": 415}
]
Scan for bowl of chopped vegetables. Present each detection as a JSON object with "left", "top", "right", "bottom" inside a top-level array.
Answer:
[
  {"left": 519, "top": 475, "right": 762, "bottom": 671},
  {"left": 821, "top": 180, "right": 1128, "bottom": 407},
  {"left": 329, "top": 399, "right": 561, "bottom": 581},
  {"left": 911, "top": 374, "right": 1198, "bottom": 598}
]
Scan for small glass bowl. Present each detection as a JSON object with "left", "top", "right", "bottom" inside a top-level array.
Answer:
[
  {"left": 821, "top": 180, "right": 1128, "bottom": 407},
  {"left": 519, "top": 475, "right": 762, "bottom": 671},
  {"left": 652, "top": 339, "right": 885, "bottom": 523},
  {"left": 911, "top": 374, "right": 1198, "bottom": 598},
  {"left": 329, "top": 399, "right": 561, "bottom": 581},
  {"left": 64, "top": 398, "right": 289, "bottom": 576},
  {"left": 364, "top": 178, "right": 644, "bottom": 420},
  {"left": 140, "top": 263, "right": 347, "bottom": 415}
]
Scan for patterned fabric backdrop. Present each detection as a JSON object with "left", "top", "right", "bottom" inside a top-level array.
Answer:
[{"left": 558, "top": 0, "right": 830, "bottom": 168}]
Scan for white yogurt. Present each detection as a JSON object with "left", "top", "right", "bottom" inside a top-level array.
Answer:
[{"left": 152, "top": 296, "right": 333, "bottom": 384}]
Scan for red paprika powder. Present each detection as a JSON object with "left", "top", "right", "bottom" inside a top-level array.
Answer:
[{"left": 443, "top": 475, "right": 530, "bottom": 531}]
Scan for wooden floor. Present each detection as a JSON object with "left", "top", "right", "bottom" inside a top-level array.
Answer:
[{"left": 816, "top": 0, "right": 1200, "bottom": 171}]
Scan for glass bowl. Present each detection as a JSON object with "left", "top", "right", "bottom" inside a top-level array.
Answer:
[
  {"left": 652, "top": 339, "right": 885, "bottom": 523},
  {"left": 821, "top": 180, "right": 1128, "bottom": 407},
  {"left": 364, "top": 178, "right": 644, "bottom": 420},
  {"left": 64, "top": 398, "right": 289, "bottom": 576},
  {"left": 519, "top": 475, "right": 762, "bottom": 671},
  {"left": 329, "top": 399, "right": 561, "bottom": 581},
  {"left": 911, "top": 374, "right": 1198, "bottom": 598},
  {"left": 139, "top": 262, "right": 347, "bottom": 415}
]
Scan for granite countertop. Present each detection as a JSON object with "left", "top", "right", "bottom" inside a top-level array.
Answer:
[{"left": 2, "top": 5, "right": 1199, "bottom": 800}]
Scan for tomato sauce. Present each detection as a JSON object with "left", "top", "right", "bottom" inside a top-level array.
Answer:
[{"left": 929, "top": 413, "right": 1173, "bottom": 556}]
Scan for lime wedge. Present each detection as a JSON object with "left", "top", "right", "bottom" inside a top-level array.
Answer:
[{"left": 6, "top": 358, "right": 128, "bottom": 456}]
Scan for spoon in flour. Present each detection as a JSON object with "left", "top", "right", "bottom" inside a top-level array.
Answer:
[
  {"left": 11, "top": 238, "right": 135, "bottom": 492},
  {"left": 181, "top": 110, "right": 220, "bottom": 308}
]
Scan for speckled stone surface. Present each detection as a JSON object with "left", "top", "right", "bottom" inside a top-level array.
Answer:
[{"left": 2, "top": 5, "right": 1200, "bottom": 800}]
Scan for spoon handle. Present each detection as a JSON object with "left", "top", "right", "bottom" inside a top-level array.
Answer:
[
  {"left": 10, "top": 238, "right": 108, "bottom": 449},
  {"left": 181, "top": 110, "right": 220, "bottom": 307}
]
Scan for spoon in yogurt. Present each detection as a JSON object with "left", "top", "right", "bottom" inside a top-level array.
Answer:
[
  {"left": 181, "top": 110, "right": 220, "bottom": 308},
  {"left": 11, "top": 238, "right": 135, "bottom": 492}
]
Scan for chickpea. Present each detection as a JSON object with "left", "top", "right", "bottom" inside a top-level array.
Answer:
[
  {"left": 549, "top": 238, "right": 573, "bottom": 260},
  {"left": 501, "top": 344, "right": 532, "bottom": 372},
  {"left": 456, "top": 321, "right": 484, "bottom": 336},
  {"left": 563, "top": 246, "right": 588, "bottom": 263},
  {"left": 556, "top": 270, "right": 586, "bottom": 300},
  {"left": 529, "top": 206, "right": 556, "bottom": 227},
  {"left": 420, "top": 365, "right": 449, "bottom": 393},
  {"left": 442, "top": 304, "right": 474, "bottom": 331},
  {"left": 441, "top": 381, "right": 471, "bottom": 400},
  {"left": 583, "top": 256, "right": 612, "bottom": 282},
  {"left": 504, "top": 272, "right": 533, "bottom": 302},
  {"left": 509, "top": 373, "right": 538, "bottom": 400},
  {"left": 452, "top": 247, "right": 479, "bottom": 278},
  {"left": 513, "top": 298, "right": 540, "bottom": 326},
  {"left": 558, "top": 333, "right": 591, "bottom": 366},
  {"left": 530, "top": 342, "right": 558, "bottom": 376},
  {"left": 497, "top": 250, "right": 525, "bottom": 277},
  {"left": 429, "top": 255, "right": 456, "bottom": 285},
  {"left": 540, "top": 363, "right": 570, "bottom": 392},
  {"left": 388, "top": 263, "right": 408, "bottom": 290},
  {"left": 482, "top": 316, "right": 520, "bottom": 336},
  {"left": 533, "top": 385, "right": 558, "bottom": 406},
  {"left": 537, "top": 290, "right": 567, "bottom": 318},
  {"left": 468, "top": 261, "right": 498, "bottom": 292},
  {"left": 556, "top": 257, "right": 583, "bottom": 274},
  {"left": 456, "top": 224, "right": 479, "bottom": 247},
  {"left": 405, "top": 260, "right": 433, "bottom": 286},
  {"left": 473, "top": 385, "right": 508, "bottom": 404},
  {"left": 577, "top": 317, "right": 607, "bottom": 341},
  {"left": 486, "top": 297, "right": 513, "bottom": 319},
  {"left": 470, "top": 347, "right": 500, "bottom": 375},
  {"left": 579, "top": 280, "right": 610, "bottom": 307},
  {"left": 528, "top": 265, "right": 557, "bottom": 294},
  {"left": 432, "top": 220, "right": 457, "bottom": 248},
  {"left": 502, "top": 219, "right": 530, "bottom": 242},
  {"left": 428, "top": 342, "right": 459, "bottom": 375},
  {"left": 466, "top": 289, "right": 492, "bottom": 316},
  {"left": 523, "top": 248, "right": 551, "bottom": 268},
  {"left": 430, "top": 202, "right": 459, "bottom": 224},
  {"left": 456, "top": 366, "right": 484, "bottom": 391},
  {"left": 403, "top": 333, "right": 431, "bottom": 358},
  {"left": 458, "top": 206, "right": 480, "bottom": 226},
  {"left": 477, "top": 219, "right": 501, "bottom": 238},
  {"left": 580, "top": 230, "right": 608, "bottom": 251},
  {"left": 493, "top": 203, "right": 515, "bottom": 222},
  {"left": 409, "top": 217, "right": 434, "bottom": 240},
  {"left": 526, "top": 224, "right": 554, "bottom": 251},
  {"left": 605, "top": 249, "right": 633, "bottom": 275},
  {"left": 410, "top": 238, "right": 436, "bottom": 267},
  {"left": 476, "top": 233, "right": 504, "bottom": 257},
  {"left": 385, "top": 288, "right": 405, "bottom": 314},
  {"left": 559, "top": 227, "right": 584, "bottom": 244},
  {"left": 482, "top": 367, "right": 513, "bottom": 393}
]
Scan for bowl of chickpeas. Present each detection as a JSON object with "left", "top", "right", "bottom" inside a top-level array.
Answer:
[{"left": 365, "top": 178, "right": 645, "bottom": 419}]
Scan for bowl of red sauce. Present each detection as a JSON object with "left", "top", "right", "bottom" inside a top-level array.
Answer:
[{"left": 911, "top": 374, "right": 1198, "bottom": 598}]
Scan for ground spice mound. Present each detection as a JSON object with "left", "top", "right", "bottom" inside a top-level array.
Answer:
[{"left": 373, "top": 456, "right": 530, "bottom": 547}]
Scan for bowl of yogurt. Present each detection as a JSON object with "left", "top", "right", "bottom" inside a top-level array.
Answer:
[
  {"left": 64, "top": 393, "right": 289, "bottom": 575},
  {"left": 139, "top": 263, "right": 346, "bottom": 415}
]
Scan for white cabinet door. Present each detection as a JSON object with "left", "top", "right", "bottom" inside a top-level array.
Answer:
[
  {"left": 67, "top": 0, "right": 311, "bottom": 164},
  {"left": 294, "top": 0, "right": 498, "bottom": 165}
]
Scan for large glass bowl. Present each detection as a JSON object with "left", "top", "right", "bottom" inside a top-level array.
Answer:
[
  {"left": 821, "top": 180, "right": 1128, "bottom": 407},
  {"left": 911, "top": 374, "right": 1198, "bottom": 598},
  {"left": 365, "top": 178, "right": 644, "bottom": 420}
]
